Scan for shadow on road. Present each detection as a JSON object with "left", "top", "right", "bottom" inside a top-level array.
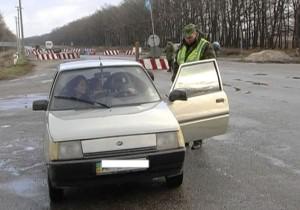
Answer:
[{"left": 50, "top": 179, "right": 186, "bottom": 209}]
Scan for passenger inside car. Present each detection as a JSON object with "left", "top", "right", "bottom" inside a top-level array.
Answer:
[
  {"left": 104, "top": 72, "right": 138, "bottom": 97},
  {"left": 61, "top": 75, "right": 90, "bottom": 101}
]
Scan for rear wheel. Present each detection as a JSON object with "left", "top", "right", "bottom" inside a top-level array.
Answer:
[
  {"left": 48, "top": 176, "right": 64, "bottom": 202},
  {"left": 166, "top": 172, "right": 183, "bottom": 188}
]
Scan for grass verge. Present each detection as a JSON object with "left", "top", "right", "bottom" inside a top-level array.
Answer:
[{"left": 0, "top": 58, "right": 34, "bottom": 80}]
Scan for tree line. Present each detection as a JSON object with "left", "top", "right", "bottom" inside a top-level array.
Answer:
[
  {"left": 0, "top": 13, "right": 15, "bottom": 42},
  {"left": 26, "top": 0, "right": 300, "bottom": 49}
]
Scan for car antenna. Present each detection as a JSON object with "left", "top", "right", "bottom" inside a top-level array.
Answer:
[
  {"left": 99, "top": 55, "right": 104, "bottom": 87},
  {"left": 99, "top": 56, "right": 103, "bottom": 67}
]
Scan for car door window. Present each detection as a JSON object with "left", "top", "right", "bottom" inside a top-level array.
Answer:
[
  {"left": 172, "top": 60, "right": 221, "bottom": 98},
  {"left": 168, "top": 60, "right": 229, "bottom": 142}
]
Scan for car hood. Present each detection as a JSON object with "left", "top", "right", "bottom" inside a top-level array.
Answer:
[{"left": 48, "top": 101, "right": 179, "bottom": 142}]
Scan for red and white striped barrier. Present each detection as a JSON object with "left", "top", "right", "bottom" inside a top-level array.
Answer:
[
  {"left": 30, "top": 49, "right": 43, "bottom": 56},
  {"left": 62, "top": 48, "right": 81, "bottom": 53},
  {"left": 36, "top": 52, "right": 80, "bottom": 61},
  {"left": 125, "top": 50, "right": 135, "bottom": 55},
  {"left": 25, "top": 48, "right": 80, "bottom": 60},
  {"left": 26, "top": 48, "right": 80, "bottom": 55},
  {"left": 139, "top": 58, "right": 169, "bottom": 70},
  {"left": 104, "top": 50, "right": 120, "bottom": 56},
  {"left": 102, "top": 48, "right": 141, "bottom": 56}
]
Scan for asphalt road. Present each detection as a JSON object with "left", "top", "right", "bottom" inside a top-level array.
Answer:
[{"left": 0, "top": 56, "right": 299, "bottom": 210}]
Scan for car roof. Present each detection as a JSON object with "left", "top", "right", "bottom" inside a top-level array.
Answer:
[{"left": 59, "top": 59, "right": 143, "bottom": 72}]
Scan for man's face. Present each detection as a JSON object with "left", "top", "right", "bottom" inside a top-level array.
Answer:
[
  {"left": 184, "top": 31, "right": 197, "bottom": 45},
  {"left": 75, "top": 79, "right": 87, "bottom": 95}
]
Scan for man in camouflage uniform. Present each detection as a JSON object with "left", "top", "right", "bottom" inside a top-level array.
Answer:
[
  {"left": 172, "top": 23, "right": 216, "bottom": 150},
  {"left": 172, "top": 24, "right": 216, "bottom": 82},
  {"left": 164, "top": 41, "right": 175, "bottom": 72}
]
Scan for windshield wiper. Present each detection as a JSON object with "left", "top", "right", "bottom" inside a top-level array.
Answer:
[
  {"left": 94, "top": 100, "right": 111, "bottom": 108},
  {"left": 54, "top": 95, "right": 111, "bottom": 108}
]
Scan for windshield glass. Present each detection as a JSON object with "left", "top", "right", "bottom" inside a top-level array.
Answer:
[{"left": 49, "top": 66, "right": 160, "bottom": 110}]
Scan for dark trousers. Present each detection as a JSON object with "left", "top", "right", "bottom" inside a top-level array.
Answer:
[{"left": 167, "top": 59, "right": 173, "bottom": 72}]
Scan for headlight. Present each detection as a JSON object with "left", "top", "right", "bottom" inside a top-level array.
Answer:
[
  {"left": 58, "top": 141, "right": 83, "bottom": 160},
  {"left": 156, "top": 132, "right": 179, "bottom": 150},
  {"left": 49, "top": 141, "right": 83, "bottom": 160},
  {"left": 177, "top": 129, "right": 185, "bottom": 148}
]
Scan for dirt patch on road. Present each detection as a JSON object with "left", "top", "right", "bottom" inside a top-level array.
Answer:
[
  {"left": 244, "top": 50, "right": 293, "bottom": 63},
  {"left": 234, "top": 87, "right": 241, "bottom": 91},
  {"left": 246, "top": 81, "right": 269, "bottom": 86},
  {"left": 254, "top": 73, "right": 268, "bottom": 76}
]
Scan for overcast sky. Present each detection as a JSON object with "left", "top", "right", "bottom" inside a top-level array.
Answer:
[{"left": 0, "top": 0, "right": 123, "bottom": 37}]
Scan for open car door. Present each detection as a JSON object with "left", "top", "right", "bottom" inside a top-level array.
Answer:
[{"left": 168, "top": 59, "right": 229, "bottom": 143}]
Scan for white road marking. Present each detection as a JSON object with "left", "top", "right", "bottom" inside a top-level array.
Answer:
[
  {"left": 1, "top": 125, "right": 11, "bottom": 128},
  {"left": 25, "top": 147, "right": 35, "bottom": 151},
  {"left": 19, "top": 162, "right": 43, "bottom": 172},
  {"left": 41, "top": 79, "right": 52, "bottom": 84},
  {"left": 256, "top": 152, "right": 300, "bottom": 175}
]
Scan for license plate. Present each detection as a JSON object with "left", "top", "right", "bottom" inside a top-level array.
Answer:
[{"left": 96, "top": 159, "right": 149, "bottom": 175}]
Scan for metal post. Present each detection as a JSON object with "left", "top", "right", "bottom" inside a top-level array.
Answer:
[
  {"left": 16, "top": 6, "right": 21, "bottom": 54},
  {"left": 295, "top": 6, "right": 300, "bottom": 56},
  {"left": 240, "top": 27, "right": 243, "bottom": 54},
  {"left": 18, "top": 0, "right": 25, "bottom": 55},
  {"left": 15, "top": 16, "right": 20, "bottom": 54},
  {"left": 148, "top": 1, "right": 157, "bottom": 58},
  {"left": 149, "top": 4, "right": 156, "bottom": 44},
  {"left": 297, "top": 6, "right": 300, "bottom": 48},
  {"left": 135, "top": 41, "right": 140, "bottom": 61}
]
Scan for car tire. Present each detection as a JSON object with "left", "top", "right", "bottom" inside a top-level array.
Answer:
[
  {"left": 48, "top": 177, "right": 64, "bottom": 202},
  {"left": 165, "top": 172, "right": 183, "bottom": 188}
]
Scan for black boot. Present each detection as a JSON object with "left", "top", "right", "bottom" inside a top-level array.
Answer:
[{"left": 191, "top": 140, "right": 202, "bottom": 150}]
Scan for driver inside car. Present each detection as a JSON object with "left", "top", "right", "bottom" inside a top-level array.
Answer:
[
  {"left": 109, "top": 72, "right": 137, "bottom": 97},
  {"left": 61, "top": 75, "right": 91, "bottom": 101}
]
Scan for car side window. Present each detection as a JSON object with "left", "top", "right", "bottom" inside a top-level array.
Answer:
[{"left": 173, "top": 61, "right": 221, "bottom": 98}]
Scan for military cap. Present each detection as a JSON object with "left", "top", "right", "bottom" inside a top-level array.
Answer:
[{"left": 183, "top": 23, "right": 197, "bottom": 37}]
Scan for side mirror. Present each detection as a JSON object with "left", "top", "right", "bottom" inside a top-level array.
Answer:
[
  {"left": 169, "top": 89, "right": 187, "bottom": 102},
  {"left": 32, "top": 100, "right": 49, "bottom": 111},
  {"left": 146, "top": 70, "right": 154, "bottom": 81}
]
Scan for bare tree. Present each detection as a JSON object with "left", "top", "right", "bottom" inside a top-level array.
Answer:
[
  {"left": 25, "top": 0, "right": 300, "bottom": 49},
  {"left": 0, "top": 13, "right": 16, "bottom": 42}
]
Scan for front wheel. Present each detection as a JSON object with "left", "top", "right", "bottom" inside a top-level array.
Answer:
[
  {"left": 165, "top": 172, "right": 183, "bottom": 188},
  {"left": 48, "top": 176, "right": 64, "bottom": 202}
]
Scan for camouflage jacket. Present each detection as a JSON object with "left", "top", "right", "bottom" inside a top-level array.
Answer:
[{"left": 164, "top": 42, "right": 175, "bottom": 61}]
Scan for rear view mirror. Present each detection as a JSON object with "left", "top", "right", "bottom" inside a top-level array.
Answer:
[
  {"left": 32, "top": 100, "right": 49, "bottom": 111},
  {"left": 146, "top": 70, "right": 154, "bottom": 81},
  {"left": 169, "top": 89, "right": 187, "bottom": 102}
]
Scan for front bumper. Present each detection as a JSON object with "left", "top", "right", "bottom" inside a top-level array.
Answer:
[{"left": 48, "top": 148, "right": 185, "bottom": 188}]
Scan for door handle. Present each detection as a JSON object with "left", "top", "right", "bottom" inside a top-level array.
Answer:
[{"left": 216, "top": 98, "right": 225, "bottom": 103}]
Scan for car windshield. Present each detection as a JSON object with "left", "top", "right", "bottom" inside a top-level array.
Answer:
[{"left": 49, "top": 66, "right": 160, "bottom": 111}]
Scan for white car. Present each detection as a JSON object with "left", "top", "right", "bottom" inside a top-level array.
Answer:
[{"left": 33, "top": 59, "right": 229, "bottom": 202}]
